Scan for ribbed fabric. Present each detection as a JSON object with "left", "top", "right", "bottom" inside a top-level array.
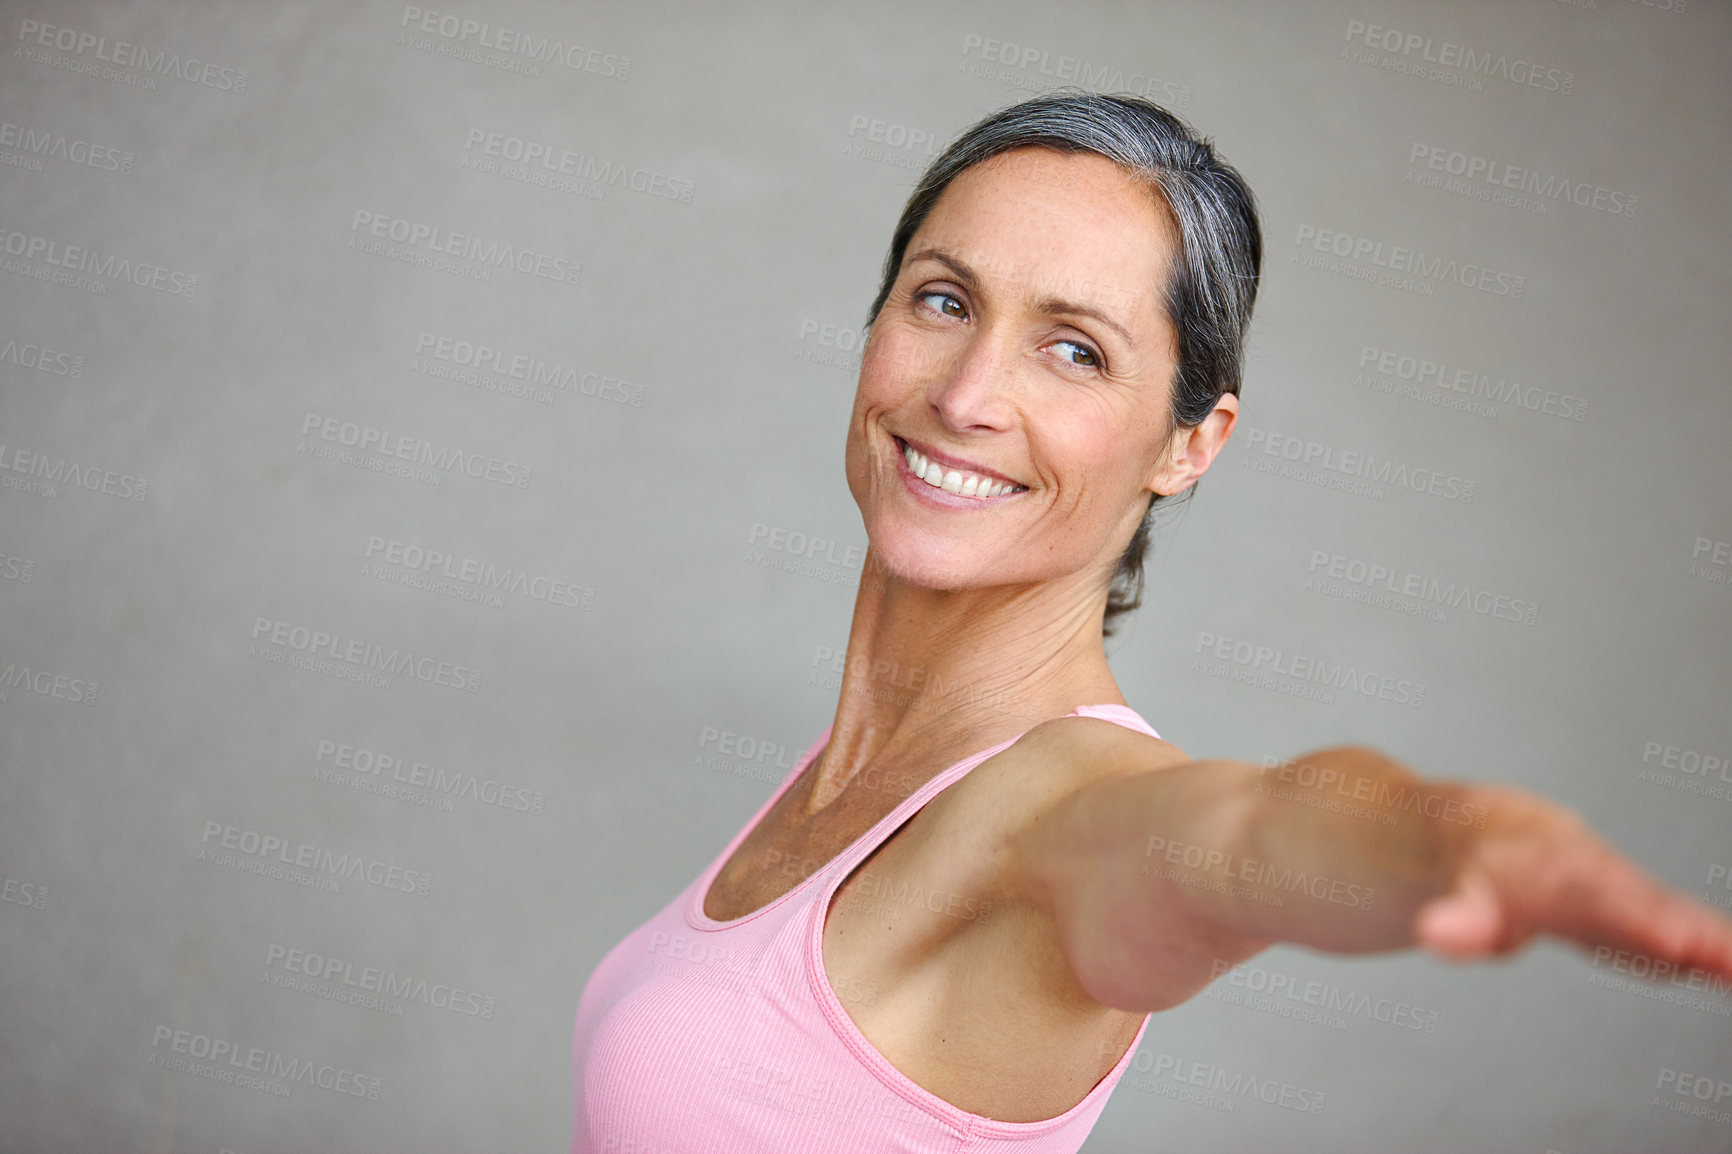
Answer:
[{"left": 573, "top": 704, "right": 1160, "bottom": 1153}]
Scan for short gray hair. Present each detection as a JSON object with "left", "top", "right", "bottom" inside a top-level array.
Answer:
[{"left": 864, "top": 89, "right": 1262, "bottom": 637}]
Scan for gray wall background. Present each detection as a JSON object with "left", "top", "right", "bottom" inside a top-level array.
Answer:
[{"left": 2, "top": 0, "right": 1730, "bottom": 1151}]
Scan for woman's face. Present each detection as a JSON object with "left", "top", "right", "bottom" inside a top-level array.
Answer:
[{"left": 845, "top": 145, "right": 1233, "bottom": 598}]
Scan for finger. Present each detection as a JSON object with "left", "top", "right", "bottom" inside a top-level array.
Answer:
[
  {"left": 1413, "top": 871, "right": 1506, "bottom": 960},
  {"left": 1527, "top": 844, "right": 1732, "bottom": 983},
  {"left": 1583, "top": 881, "right": 1732, "bottom": 983}
]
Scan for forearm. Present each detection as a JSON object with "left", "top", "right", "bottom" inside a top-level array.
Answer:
[
  {"left": 1028, "top": 746, "right": 1486, "bottom": 1008},
  {"left": 1151, "top": 747, "right": 1485, "bottom": 950}
]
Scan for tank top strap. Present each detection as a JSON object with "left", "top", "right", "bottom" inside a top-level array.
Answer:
[
  {"left": 802, "top": 705, "right": 1161, "bottom": 1138},
  {"left": 693, "top": 707, "right": 1159, "bottom": 931},
  {"left": 1067, "top": 702, "right": 1160, "bottom": 739},
  {"left": 818, "top": 704, "right": 1157, "bottom": 900},
  {"left": 824, "top": 704, "right": 1161, "bottom": 869}
]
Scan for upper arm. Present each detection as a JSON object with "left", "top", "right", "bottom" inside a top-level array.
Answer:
[{"left": 995, "top": 719, "right": 1272, "bottom": 1012}]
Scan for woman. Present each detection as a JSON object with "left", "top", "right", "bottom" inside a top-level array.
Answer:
[{"left": 571, "top": 91, "right": 1732, "bottom": 1152}]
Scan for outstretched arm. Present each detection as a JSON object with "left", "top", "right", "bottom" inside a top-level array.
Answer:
[{"left": 1006, "top": 741, "right": 1732, "bottom": 1014}]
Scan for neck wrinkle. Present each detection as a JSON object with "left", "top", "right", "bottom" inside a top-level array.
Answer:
[{"left": 804, "top": 545, "right": 1124, "bottom": 815}]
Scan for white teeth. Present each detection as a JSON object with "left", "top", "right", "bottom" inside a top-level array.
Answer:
[{"left": 900, "top": 440, "right": 1021, "bottom": 499}]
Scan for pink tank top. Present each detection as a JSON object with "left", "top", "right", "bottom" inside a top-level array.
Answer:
[{"left": 572, "top": 704, "right": 1160, "bottom": 1153}]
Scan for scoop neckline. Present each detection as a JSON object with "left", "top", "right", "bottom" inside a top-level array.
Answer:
[
  {"left": 802, "top": 723, "right": 1155, "bottom": 1133},
  {"left": 685, "top": 702, "right": 1157, "bottom": 932},
  {"left": 686, "top": 730, "right": 836, "bottom": 931}
]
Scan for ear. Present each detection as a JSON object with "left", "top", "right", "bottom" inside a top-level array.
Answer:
[{"left": 1147, "top": 393, "right": 1238, "bottom": 497}]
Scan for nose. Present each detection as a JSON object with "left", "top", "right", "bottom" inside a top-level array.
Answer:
[{"left": 926, "top": 327, "right": 1017, "bottom": 435}]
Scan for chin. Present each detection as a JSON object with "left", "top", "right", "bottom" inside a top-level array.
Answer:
[
  {"left": 858, "top": 523, "right": 967, "bottom": 591},
  {"left": 867, "top": 515, "right": 1034, "bottom": 592}
]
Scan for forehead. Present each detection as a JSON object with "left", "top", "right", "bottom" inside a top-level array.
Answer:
[{"left": 910, "top": 146, "right": 1176, "bottom": 319}]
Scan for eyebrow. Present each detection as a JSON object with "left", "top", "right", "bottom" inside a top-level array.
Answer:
[{"left": 903, "top": 247, "right": 1137, "bottom": 348}]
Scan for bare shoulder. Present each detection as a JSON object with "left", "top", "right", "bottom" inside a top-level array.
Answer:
[
  {"left": 941, "top": 713, "right": 1196, "bottom": 849},
  {"left": 1019, "top": 713, "right": 1192, "bottom": 780},
  {"left": 906, "top": 713, "right": 1204, "bottom": 1000},
  {"left": 981, "top": 713, "right": 1191, "bottom": 805}
]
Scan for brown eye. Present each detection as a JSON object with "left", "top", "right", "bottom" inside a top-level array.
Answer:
[
  {"left": 917, "top": 290, "right": 967, "bottom": 319},
  {"left": 1051, "top": 339, "right": 1100, "bottom": 369}
]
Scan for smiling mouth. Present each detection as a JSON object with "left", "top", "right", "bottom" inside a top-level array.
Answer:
[{"left": 895, "top": 437, "right": 1029, "bottom": 499}]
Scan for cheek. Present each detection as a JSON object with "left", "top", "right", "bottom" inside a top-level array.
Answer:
[
  {"left": 857, "top": 332, "right": 904, "bottom": 398},
  {"left": 862, "top": 320, "right": 952, "bottom": 394},
  {"left": 1037, "top": 409, "right": 1140, "bottom": 505}
]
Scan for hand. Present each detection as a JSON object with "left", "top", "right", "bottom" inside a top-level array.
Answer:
[{"left": 1413, "top": 783, "right": 1732, "bottom": 983}]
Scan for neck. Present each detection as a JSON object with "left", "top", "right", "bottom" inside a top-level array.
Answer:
[{"left": 806, "top": 546, "right": 1124, "bottom": 814}]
